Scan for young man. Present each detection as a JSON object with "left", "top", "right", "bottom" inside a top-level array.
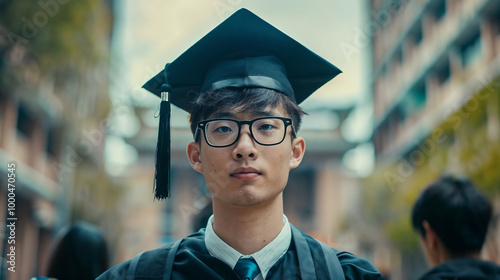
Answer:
[
  {"left": 412, "top": 175, "right": 500, "bottom": 280},
  {"left": 98, "top": 9, "right": 383, "bottom": 279}
]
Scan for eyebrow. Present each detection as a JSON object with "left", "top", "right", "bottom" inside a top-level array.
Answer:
[{"left": 211, "top": 110, "right": 276, "bottom": 119}]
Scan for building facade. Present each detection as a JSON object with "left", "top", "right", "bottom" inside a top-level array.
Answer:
[
  {"left": 368, "top": 0, "right": 500, "bottom": 278},
  {"left": 0, "top": 1, "right": 115, "bottom": 278}
]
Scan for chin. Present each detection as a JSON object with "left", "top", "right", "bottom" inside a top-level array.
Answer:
[
  {"left": 230, "top": 194, "right": 264, "bottom": 207},
  {"left": 231, "top": 200, "right": 263, "bottom": 207},
  {"left": 233, "top": 190, "right": 282, "bottom": 207}
]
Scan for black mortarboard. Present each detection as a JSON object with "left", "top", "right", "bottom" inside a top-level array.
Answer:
[{"left": 143, "top": 8, "right": 341, "bottom": 199}]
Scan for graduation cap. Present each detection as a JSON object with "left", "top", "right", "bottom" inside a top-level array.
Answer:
[{"left": 143, "top": 8, "right": 341, "bottom": 199}]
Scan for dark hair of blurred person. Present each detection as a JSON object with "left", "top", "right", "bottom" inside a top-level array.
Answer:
[
  {"left": 411, "top": 175, "right": 500, "bottom": 280},
  {"left": 46, "top": 221, "right": 110, "bottom": 280},
  {"left": 191, "top": 200, "right": 213, "bottom": 232}
]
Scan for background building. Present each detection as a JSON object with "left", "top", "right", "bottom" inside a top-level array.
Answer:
[
  {"left": 367, "top": 0, "right": 500, "bottom": 278},
  {"left": 0, "top": 1, "right": 116, "bottom": 278},
  {"left": 0, "top": 1, "right": 404, "bottom": 276}
]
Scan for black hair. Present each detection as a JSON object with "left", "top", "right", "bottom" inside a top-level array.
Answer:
[
  {"left": 188, "top": 87, "right": 306, "bottom": 139},
  {"left": 47, "top": 221, "right": 109, "bottom": 280},
  {"left": 411, "top": 175, "right": 492, "bottom": 256}
]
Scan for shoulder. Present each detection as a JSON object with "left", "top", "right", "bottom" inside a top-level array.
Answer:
[
  {"left": 97, "top": 230, "right": 205, "bottom": 280},
  {"left": 334, "top": 250, "right": 385, "bottom": 280},
  {"left": 96, "top": 259, "right": 130, "bottom": 280},
  {"left": 298, "top": 230, "right": 384, "bottom": 280},
  {"left": 96, "top": 244, "right": 173, "bottom": 280},
  {"left": 97, "top": 231, "right": 206, "bottom": 280},
  {"left": 418, "top": 258, "right": 500, "bottom": 280}
]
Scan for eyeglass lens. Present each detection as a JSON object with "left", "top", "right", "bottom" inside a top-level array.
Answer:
[{"left": 204, "top": 118, "right": 286, "bottom": 146}]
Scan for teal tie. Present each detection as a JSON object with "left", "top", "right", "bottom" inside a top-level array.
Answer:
[{"left": 234, "top": 257, "right": 260, "bottom": 280}]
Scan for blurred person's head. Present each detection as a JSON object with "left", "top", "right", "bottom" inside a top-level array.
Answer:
[
  {"left": 47, "top": 221, "right": 109, "bottom": 280},
  {"left": 411, "top": 175, "right": 492, "bottom": 267}
]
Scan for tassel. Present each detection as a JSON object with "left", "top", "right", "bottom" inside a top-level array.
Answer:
[{"left": 154, "top": 84, "right": 171, "bottom": 199}]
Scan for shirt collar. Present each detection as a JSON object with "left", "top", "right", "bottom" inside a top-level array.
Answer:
[{"left": 205, "top": 214, "right": 291, "bottom": 279}]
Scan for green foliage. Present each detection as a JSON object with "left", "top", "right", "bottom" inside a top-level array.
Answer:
[
  {"left": 0, "top": 0, "right": 116, "bottom": 229},
  {"left": 1, "top": 0, "right": 112, "bottom": 73},
  {"left": 363, "top": 78, "right": 500, "bottom": 252},
  {"left": 385, "top": 217, "right": 419, "bottom": 251}
]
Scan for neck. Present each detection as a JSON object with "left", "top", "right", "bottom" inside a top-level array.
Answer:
[
  {"left": 441, "top": 252, "right": 481, "bottom": 263},
  {"left": 212, "top": 194, "right": 284, "bottom": 255},
  {"left": 434, "top": 246, "right": 481, "bottom": 266}
]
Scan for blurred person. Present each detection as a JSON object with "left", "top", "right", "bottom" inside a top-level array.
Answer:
[
  {"left": 192, "top": 200, "right": 213, "bottom": 233},
  {"left": 411, "top": 175, "right": 500, "bottom": 280},
  {"left": 33, "top": 221, "right": 110, "bottom": 280},
  {"left": 99, "top": 9, "right": 383, "bottom": 280}
]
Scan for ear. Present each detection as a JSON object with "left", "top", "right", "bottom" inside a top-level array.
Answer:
[
  {"left": 421, "top": 220, "right": 443, "bottom": 267},
  {"left": 422, "top": 220, "right": 438, "bottom": 250},
  {"left": 289, "top": 137, "right": 305, "bottom": 170},
  {"left": 187, "top": 141, "right": 203, "bottom": 174}
]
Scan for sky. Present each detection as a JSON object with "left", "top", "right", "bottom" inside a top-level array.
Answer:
[
  {"left": 112, "top": 0, "right": 369, "bottom": 103},
  {"left": 106, "top": 0, "right": 374, "bottom": 176}
]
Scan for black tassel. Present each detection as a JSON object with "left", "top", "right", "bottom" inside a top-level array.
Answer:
[{"left": 154, "top": 84, "right": 171, "bottom": 199}]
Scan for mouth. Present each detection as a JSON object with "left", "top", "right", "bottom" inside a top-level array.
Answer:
[{"left": 230, "top": 167, "right": 262, "bottom": 180}]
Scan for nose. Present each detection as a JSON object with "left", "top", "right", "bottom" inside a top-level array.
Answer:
[{"left": 232, "top": 125, "right": 258, "bottom": 160}]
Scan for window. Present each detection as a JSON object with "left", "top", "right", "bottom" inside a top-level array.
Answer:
[
  {"left": 413, "top": 24, "right": 423, "bottom": 46},
  {"left": 46, "top": 127, "right": 60, "bottom": 157},
  {"left": 433, "top": 0, "right": 446, "bottom": 22},
  {"left": 435, "top": 58, "right": 451, "bottom": 85},
  {"left": 0, "top": 94, "right": 6, "bottom": 134},
  {"left": 395, "top": 48, "right": 403, "bottom": 64},
  {"left": 16, "top": 105, "right": 33, "bottom": 138},
  {"left": 401, "top": 81, "right": 426, "bottom": 117},
  {"left": 460, "top": 31, "right": 482, "bottom": 68},
  {"left": 483, "top": 1, "right": 500, "bottom": 36}
]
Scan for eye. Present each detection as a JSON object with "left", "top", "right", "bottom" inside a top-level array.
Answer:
[
  {"left": 255, "top": 118, "right": 281, "bottom": 132},
  {"left": 214, "top": 125, "right": 233, "bottom": 133},
  {"left": 258, "top": 123, "right": 276, "bottom": 131}
]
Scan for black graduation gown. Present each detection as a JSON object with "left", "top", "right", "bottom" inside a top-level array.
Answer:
[
  {"left": 98, "top": 225, "right": 383, "bottom": 280},
  {"left": 418, "top": 258, "right": 500, "bottom": 280}
]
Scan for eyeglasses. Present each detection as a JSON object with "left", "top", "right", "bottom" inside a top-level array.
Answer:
[{"left": 195, "top": 117, "right": 294, "bottom": 147}]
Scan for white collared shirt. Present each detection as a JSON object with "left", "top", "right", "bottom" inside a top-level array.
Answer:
[{"left": 205, "top": 214, "right": 292, "bottom": 280}]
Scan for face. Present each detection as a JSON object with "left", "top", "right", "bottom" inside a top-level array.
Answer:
[{"left": 187, "top": 105, "right": 305, "bottom": 207}]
